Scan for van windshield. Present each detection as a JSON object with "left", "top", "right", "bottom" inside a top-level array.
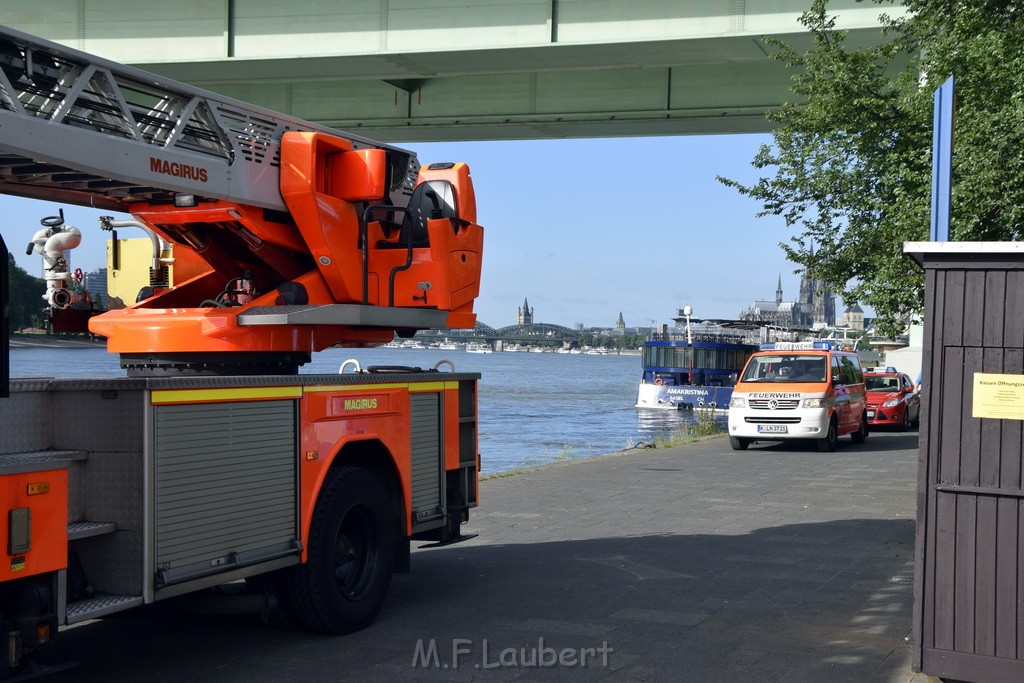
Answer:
[{"left": 741, "top": 354, "right": 828, "bottom": 383}]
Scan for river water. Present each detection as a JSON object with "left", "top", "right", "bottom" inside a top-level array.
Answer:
[{"left": 7, "top": 345, "right": 709, "bottom": 474}]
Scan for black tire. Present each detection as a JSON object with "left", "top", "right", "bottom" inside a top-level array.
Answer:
[
  {"left": 817, "top": 418, "right": 838, "bottom": 452},
  {"left": 729, "top": 436, "right": 750, "bottom": 450},
  {"left": 851, "top": 413, "right": 869, "bottom": 444},
  {"left": 286, "top": 466, "right": 395, "bottom": 634},
  {"left": 899, "top": 408, "right": 911, "bottom": 432}
]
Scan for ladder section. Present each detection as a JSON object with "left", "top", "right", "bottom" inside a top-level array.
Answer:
[{"left": 0, "top": 25, "right": 417, "bottom": 212}]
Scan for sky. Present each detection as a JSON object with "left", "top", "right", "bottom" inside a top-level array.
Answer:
[{"left": 0, "top": 133, "right": 810, "bottom": 330}]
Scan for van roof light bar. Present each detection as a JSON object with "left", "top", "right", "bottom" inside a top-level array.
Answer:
[{"left": 758, "top": 341, "right": 835, "bottom": 351}]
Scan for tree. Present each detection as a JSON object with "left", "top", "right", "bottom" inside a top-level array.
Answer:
[
  {"left": 6, "top": 253, "right": 46, "bottom": 332},
  {"left": 719, "top": 0, "right": 1024, "bottom": 336}
]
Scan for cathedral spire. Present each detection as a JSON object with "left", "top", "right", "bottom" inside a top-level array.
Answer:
[{"left": 776, "top": 274, "right": 783, "bottom": 305}]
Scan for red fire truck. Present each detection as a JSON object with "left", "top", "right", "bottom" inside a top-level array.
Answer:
[{"left": 0, "top": 25, "right": 483, "bottom": 676}]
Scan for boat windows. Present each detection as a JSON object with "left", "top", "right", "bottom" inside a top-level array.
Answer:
[{"left": 642, "top": 345, "right": 756, "bottom": 372}]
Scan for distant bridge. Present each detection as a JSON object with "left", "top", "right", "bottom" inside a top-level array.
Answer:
[{"left": 418, "top": 321, "right": 583, "bottom": 343}]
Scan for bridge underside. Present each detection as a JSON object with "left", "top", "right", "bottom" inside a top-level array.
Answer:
[
  {"left": 134, "top": 30, "right": 890, "bottom": 143},
  {"left": 0, "top": 1, "right": 898, "bottom": 142}
]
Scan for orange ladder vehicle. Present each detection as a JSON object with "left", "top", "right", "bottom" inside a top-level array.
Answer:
[{"left": 0, "top": 25, "right": 483, "bottom": 676}]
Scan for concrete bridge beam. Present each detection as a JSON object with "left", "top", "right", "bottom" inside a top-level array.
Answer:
[{"left": 0, "top": 0, "right": 905, "bottom": 141}]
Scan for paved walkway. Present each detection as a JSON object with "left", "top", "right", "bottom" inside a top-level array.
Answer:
[{"left": 48, "top": 431, "right": 932, "bottom": 682}]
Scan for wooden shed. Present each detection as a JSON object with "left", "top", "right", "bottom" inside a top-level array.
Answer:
[{"left": 906, "top": 242, "right": 1024, "bottom": 681}]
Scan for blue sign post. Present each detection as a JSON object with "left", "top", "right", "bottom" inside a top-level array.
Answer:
[{"left": 930, "top": 77, "right": 954, "bottom": 241}]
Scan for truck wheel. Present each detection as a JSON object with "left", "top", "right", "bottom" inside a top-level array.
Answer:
[
  {"left": 729, "top": 436, "right": 750, "bottom": 450},
  {"left": 851, "top": 414, "right": 869, "bottom": 443},
  {"left": 817, "top": 418, "right": 838, "bottom": 452},
  {"left": 286, "top": 466, "right": 395, "bottom": 634}
]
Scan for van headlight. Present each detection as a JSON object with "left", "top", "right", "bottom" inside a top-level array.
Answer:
[
  {"left": 729, "top": 397, "right": 745, "bottom": 408},
  {"left": 801, "top": 398, "right": 826, "bottom": 408},
  {"left": 882, "top": 398, "right": 902, "bottom": 408}
]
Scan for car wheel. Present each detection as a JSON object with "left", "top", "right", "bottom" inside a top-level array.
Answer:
[
  {"left": 851, "top": 413, "right": 868, "bottom": 444},
  {"left": 817, "top": 418, "right": 838, "bottom": 452},
  {"left": 729, "top": 436, "right": 750, "bottom": 451},
  {"left": 899, "top": 408, "right": 911, "bottom": 431}
]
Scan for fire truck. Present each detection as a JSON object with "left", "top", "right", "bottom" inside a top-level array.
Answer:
[{"left": 0, "top": 25, "right": 484, "bottom": 675}]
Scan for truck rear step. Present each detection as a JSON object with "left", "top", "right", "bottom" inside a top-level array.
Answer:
[
  {"left": 0, "top": 449, "right": 87, "bottom": 473},
  {"left": 67, "top": 521, "right": 117, "bottom": 540},
  {"left": 66, "top": 595, "right": 144, "bottom": 624}
]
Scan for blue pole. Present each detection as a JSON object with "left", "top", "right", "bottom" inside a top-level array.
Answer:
[{"left": 930, "top": 77, "right": 954, "bottom": 241}]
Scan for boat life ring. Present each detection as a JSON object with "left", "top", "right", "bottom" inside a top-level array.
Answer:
[{"left": 654, "top": 378, "right": 665, "bottom": 386}]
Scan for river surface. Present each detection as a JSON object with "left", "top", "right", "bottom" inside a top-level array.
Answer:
[{"left": 8, "top": 345, "right": 711, "bottom": 474}]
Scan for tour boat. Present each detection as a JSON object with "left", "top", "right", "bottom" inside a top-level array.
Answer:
[{"left": 636, "top": 310, "right": 760, "bottom": 411}]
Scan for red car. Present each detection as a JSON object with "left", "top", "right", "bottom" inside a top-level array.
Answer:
[{"left": 864, "top": 368, "right": 920, "bottom": 430}]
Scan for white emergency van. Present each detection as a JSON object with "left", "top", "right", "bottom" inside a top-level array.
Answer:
[{"left": 727, "top": 341, "right": 868, "bottom": 452}]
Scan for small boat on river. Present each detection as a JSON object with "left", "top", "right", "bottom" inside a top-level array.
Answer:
[{"left": 635, "top": 309, "right": 761, "bottom": 411}]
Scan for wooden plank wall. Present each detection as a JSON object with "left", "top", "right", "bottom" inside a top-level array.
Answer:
[{"left": 917, "top": 259, "right": 1024, "bottom": 682}]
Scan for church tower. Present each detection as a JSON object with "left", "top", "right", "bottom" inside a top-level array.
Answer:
[
  {"left": 797, "top": 246, "right": 836, "bottom": 327},
  {"left": 517, "top": 297, "right": 534, "bottom": 325},
  {"left": 776, "top": 274, "right": 783, "bottom": 305},
  {"left": 616, "top": 312, "right": 625, "bottom": 329}
]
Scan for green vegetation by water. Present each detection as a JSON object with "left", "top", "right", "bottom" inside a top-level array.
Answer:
[{"left": 652, "top": 408, "right": 725, "bottom": 447}]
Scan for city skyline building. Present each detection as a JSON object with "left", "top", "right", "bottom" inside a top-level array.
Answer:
[
  {"left": 739, "top": 262, "right": 837, "bottom": 329},
  {"left": 842, "top": 303, "right": 865, "bottom": 330},
  {"left": 83, "top": 268, "right": 108, "bottom": 308},
  {"left": 517, "top": 297, "right": 534, "bottom": 325}
]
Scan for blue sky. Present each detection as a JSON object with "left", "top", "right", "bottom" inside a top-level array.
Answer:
[{"left": 1, "top": 133, "right": 809, "bottom": 329}]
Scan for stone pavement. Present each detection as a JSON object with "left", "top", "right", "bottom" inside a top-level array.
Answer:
[{"left": 46, "top": 431, "right": 933, "bottom": 682}]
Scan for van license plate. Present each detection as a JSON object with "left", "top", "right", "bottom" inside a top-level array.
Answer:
[{"left": 757, "top": 425, "right": 788, "bottom": 434}]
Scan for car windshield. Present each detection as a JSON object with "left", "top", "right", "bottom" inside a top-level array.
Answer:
[
  {"left": 865, "top": 376, "right": 901, "bottom": 391},
  {"left": 741, "top": 355, "right": 827, "bottom": 383}
]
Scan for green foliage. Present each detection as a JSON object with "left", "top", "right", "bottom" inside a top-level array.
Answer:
[
  {"left": 687, "top": 408, "right": 725, "bottom": 439},
  {"left": 578, "top": 332, "right": 645, "bottom": 350},
  {"left": 719, "top": 0, "right": 1024, "bottom": 335},
  {"left": 649, "top": 409, "right": 725, "bottom": 448},
  {"left": 5, "top": 253, "right": 46, "bottom": 332}
]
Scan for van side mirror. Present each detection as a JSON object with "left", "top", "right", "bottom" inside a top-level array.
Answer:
[{"left": 729, "top": 373, "right": 738, "bottom": 383}]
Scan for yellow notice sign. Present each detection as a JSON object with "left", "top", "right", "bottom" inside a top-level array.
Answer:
[{"left": 973, "top": 373, "right": 1024, "bottom": 420}]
